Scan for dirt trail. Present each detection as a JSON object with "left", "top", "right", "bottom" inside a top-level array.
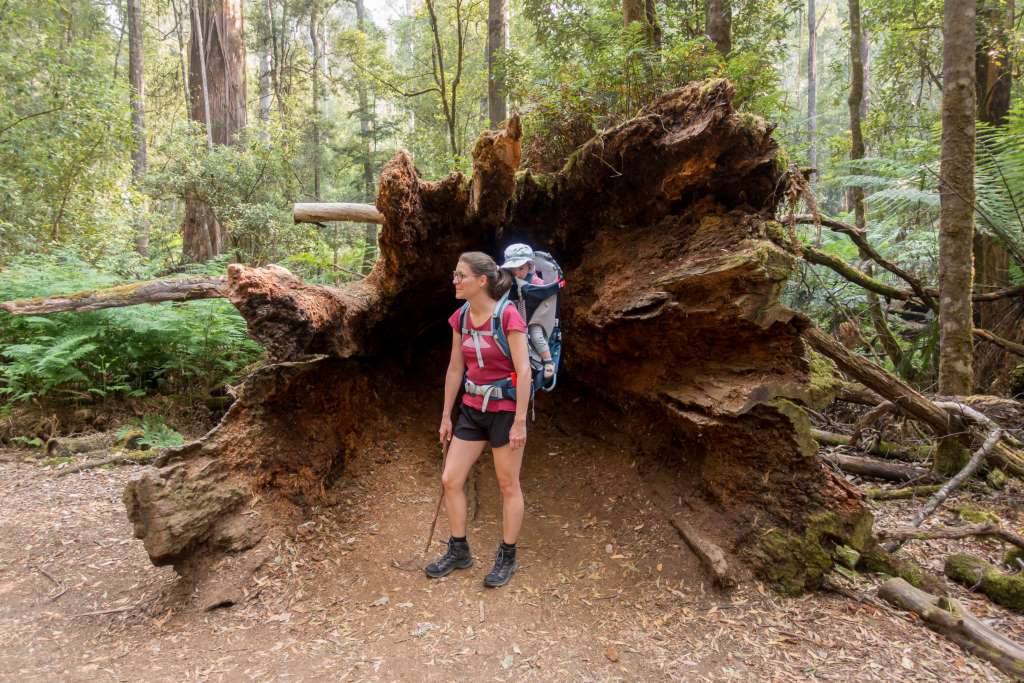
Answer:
[{"left": 0, "top": 396, "right": 1018, "bottom": 681}]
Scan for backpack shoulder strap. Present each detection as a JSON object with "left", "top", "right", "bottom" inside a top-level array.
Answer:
[
  {"left": 458, "top": 302, "right": 471, "bottom": 333},
  {"left": 491, "top": 293, "right": 513, "bottom": 361}
]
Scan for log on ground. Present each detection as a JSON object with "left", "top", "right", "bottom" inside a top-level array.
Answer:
[
  {"left": 945, "top": 554, "right": 1024, "bottom": 614},
  {"left": 878, "top": 577, "right": 1024, "bottom": 679}
]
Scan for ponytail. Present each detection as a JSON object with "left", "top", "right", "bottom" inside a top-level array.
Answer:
[{"left": 458, "top": 251, "right": 512, "bottom": 300}]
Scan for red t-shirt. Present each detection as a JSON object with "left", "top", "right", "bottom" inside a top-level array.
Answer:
[{"left": 448, "top": 303, "right": 527, "bottom": 412}]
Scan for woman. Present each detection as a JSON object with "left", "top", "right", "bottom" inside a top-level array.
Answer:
[{"left": 425, "top": 252, "right": 532, "bottom": 588}]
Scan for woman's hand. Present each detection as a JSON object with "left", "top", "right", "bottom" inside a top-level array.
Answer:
[
  {"left": 509, "top": 418, "right": 527, "bottom": 450},
  {"left": 439, "top": 416, "right": 453, "bottom": 446}
]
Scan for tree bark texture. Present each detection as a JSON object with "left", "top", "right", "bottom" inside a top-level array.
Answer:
[
  {"left": 705, "top": 0, "right": 731, "bottom": 55},
  {"left": 355, "top": 0, "right": 378, "bottom": 274},
  {"left": 127, "top": 0, "right": 149, "bottom": 256},
  {"left": 806, "top": 0, "right": 817, "bottom": 171},
  {"left": 487, "top": 0, "right": 507, "bottom": 128},
  {"left": 182, "top": 0, "right": 247, "bottom": 262},
  {"left": 938, "top": 0, "right": 977, "bottom": 395},
  {"left": 123, "top": 81, "right": 872, "bottom": 595}
]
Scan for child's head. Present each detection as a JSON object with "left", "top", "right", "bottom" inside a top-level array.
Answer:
[{"left": 501, "top": 243, "right": 534, "bottom": 280}]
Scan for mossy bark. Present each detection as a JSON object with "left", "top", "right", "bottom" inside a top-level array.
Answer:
[{"left": 945, "top": 553, "right": 1024, "bottom": 613}]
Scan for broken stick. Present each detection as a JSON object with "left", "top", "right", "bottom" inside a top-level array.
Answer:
[{"left": 878, "top": 577, "right": 1024, "bottom": 679}]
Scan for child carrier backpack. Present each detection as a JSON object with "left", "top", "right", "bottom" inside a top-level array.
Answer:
[{"left": 457, "top": 251, "right": 564, "bottom": 411}]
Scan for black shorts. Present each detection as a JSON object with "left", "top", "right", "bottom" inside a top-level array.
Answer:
[{"left": 453, "top": 403, "right": 516, "bottom": 448}]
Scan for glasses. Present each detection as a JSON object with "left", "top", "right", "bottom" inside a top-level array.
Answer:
[{"left": 452, "top": 271, "right": 469, "bottom": 283}]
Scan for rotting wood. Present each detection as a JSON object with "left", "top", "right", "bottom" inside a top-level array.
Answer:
[
  {"left": 878, "top": 522, "right": 1024, "bottom": 551},
  {"left": 883, "top": 425, "right": 1002, "bottom": 552},
  {"left": 667, "top": 513, "right": 736, "bottom": 589},
  {"left": 805, "top": 326, "right": 1024, "bottom": 478},
  {"left": 878, "top": 577, "right": 1024, "bottom": 679},
  {"left": 820, "top": 451, "right": 939, "bottom": 483},
  {"left": 865, "top": 484, "right": 943, "bottom": 500},
  {"left": 293, "top": 202, "right": 385, "bottom": 225},
  {"left": 56, "top": 452, "right": 158, "bottom": 476},
  {"left": 810, "top": 427, "right": 926, "bottom": 462},
  {"left": 945, "top": 554, "right": 1024, "bottom": 614},
  {"left": 1, "top": 276, "right": 227, "bottom": 315}
]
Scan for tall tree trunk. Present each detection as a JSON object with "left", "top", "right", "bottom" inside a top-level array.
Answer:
[
  {"left": 972, "top": 0, "right": 1012, "bottom": 335},
  {"left": 848, "top": 0, "right": 903, "bottom": 369},
  {"left": 624, "top": 0, "right": 659, "bottom": 49},
  {"left": 807, "top": 0, "right": 817, "bottom": 170},
  {"left": 705, "top": 0, "right": 731, "bottom": 55},
  {"left": 259, "top": 47, "right": 272, "bottom": 122},
  {"left": 355, "top": 0, "right": 377, "bottom": 274},
  {"left": 127, "top": 0, "right": 149, "bottom": 256},
  {"left": 487, "top": 0, "right": 507, "bottom": 128},
  {"left": 309, "top": 4, "right": 321, "bottom": 201},
  {"left": 182, "top": 0, "right": 247, "bottom": 263},
  {"left": 938, "top": 0, "right": 977, "bottom": 394}
]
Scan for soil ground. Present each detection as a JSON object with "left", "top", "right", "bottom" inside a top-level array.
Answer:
[{"left": 1, "top": 397, "right": 1022, "bottom": 682}]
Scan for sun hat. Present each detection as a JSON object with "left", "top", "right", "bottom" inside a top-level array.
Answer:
[{"left": 501, "top": 243, "right": 534, "bottom": 269}]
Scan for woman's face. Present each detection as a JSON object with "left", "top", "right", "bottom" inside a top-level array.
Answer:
[{"left": 453, "top": 260, "right": 486, "bottom": 300}]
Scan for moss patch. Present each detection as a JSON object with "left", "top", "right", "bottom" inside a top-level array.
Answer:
[
  {"left": 954, "top": 505, "right": 1001, "bottom": 524},
  {"left": 934, "top": 438, "right": 970, "bottom": 476},
  {"left": 1004, "top": 547, "right": 1024, "bottom": 570},
  {"left": 945, "top": 553, "right": 1024, "bottom": 613},
  {"left": 753, "top": 509, "right": 874, "bottom": 594},
  {"left": 859, "top": 543, "right": 946, "bottom": 595}
]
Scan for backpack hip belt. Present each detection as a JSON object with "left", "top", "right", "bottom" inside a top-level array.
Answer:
[{"left": 463, "top": 377, "right": 515, "bottom": 412}]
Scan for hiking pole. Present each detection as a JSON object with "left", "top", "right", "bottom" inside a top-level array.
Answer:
[{"left": 424, "top": 436, "right": 452, "bottom": 554}]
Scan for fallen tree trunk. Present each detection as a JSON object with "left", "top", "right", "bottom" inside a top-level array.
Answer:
[
  {"left": 819, "top": 452, "right": 939, "bottom": 483},
  {"left": 805, "top": 326, "right": 1024, "bottom": 478},
  {"left": 945, "top": 554, "right": 1024, "bottom": 614},
  {"left": 879, "top": 522, "right": 1024, "bottom": 551},
  {"left": 31, "top": 81, "right": 870, "bottom": 595},
  {"left": 865, "top": 484, "right": 942, "bottom": 500},
  {"left": 293, "top": 202, "right": 385, "bottom": 225},
  {"left": 878, "top": 577, "right": 1024, "bottom": 678},
  {"left": 1, "top": 276, "right": 227, "bottom": 315}
]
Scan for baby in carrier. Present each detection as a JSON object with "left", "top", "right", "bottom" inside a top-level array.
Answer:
[{"left": 501, "top": 243, "right": 555, "bottom": 381}]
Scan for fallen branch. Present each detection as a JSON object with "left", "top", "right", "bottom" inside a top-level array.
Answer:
[
  {"left": 811, "top": 427, "right": 926, "bottom": 462},
  {"left": 293, "top": 202, "right": 385, "bottom": 225},
  {"left": 882, "top": 425, "right": 1002, "bottom": 553},
  {"left": 667, "top": 514, "right": 735, "bottom": 589},
  {"left": 878, "top": 577, "right": 1024, "bottom": 679},
  {"left": 865, "top": 484, "right": 943, "bottom": 500},
  {"left": 55, "top": 452, "right": 157, "bottom": 476},
  {"left": 878, "top": 522, "right": 1024, "bottom": 551},
  {"left": 806, "top": 327, "right": 1024, "bottom": 479},
  {"left": 804, "top": 326, "right": 954, "bottom": 435},
  {"left": 33, "top": 565, "right": 68, "bottom": 601},
  {"left": 973, "top": 328, "right": 1024, "bottom": 358},
  {"left": 1, "top": 276, "right": 227, "bottom": 315},
  {"left": 820, "top": 452, "right": 939, "bottom": 483},
  {"left": 802, "top": 247, "right": 913, "bottom": 301},
  {"left": 794, "top": 215, "right": 938, "bottom": 311}
]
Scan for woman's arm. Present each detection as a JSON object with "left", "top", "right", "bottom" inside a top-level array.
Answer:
[
  {"left": 507, "top": 329, "right": 532, "bottom": 449},
  {"left": 440, "top": 329, "right": 465, "bottom": 444}
]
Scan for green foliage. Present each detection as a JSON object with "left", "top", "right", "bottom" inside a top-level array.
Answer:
[
  {"left": 0, "top": 250, "right": 263, "bottom": 406},
  {"left": 118, "top": 415, "right": 185, "bottom": 450}
]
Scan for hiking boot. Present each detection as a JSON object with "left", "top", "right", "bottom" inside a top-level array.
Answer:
[
  {"left": 424, "top": 537, "right": 472, "bottom": 578},
  {"left": 483, "top": 543, "right": 518, "bottom": 588}
]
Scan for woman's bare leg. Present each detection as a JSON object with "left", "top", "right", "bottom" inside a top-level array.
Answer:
[
  {"left": 491, "top": 443, "right": 525, "bottom": 544},
  {"left": 441, "top": 437, "right": 487, "bottom": 537}
]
